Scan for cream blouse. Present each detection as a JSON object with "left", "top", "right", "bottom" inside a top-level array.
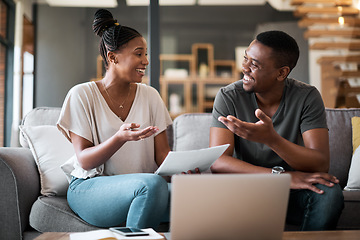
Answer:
[{"left": 57, "top": 81, "right": 172, "bottom": 179}]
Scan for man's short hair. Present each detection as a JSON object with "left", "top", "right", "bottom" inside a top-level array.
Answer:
[{"left": 256, "top": 30, "right": 299, "bottom": 71}]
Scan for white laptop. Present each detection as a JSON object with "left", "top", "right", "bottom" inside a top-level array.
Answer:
[{"left": 169, "top": 174, "right": 291, "bottom": 240}]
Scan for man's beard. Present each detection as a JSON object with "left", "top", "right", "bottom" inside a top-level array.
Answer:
[{"left": 242, "top": 80, "right": 255, "bottom": 94}]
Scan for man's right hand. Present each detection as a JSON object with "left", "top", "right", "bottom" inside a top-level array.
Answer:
[{"left": 288, "top": 171, "right": 339, "bottom": 194}]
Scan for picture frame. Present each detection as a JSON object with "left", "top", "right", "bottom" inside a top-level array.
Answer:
[
  {"left": 214, "top": 60, "right": 237, "bottom": 78},
  {"left": 192, "top": 43, "right": 214, "bottom": 77},
  {"left": 160, "top": 54, "right": 195, "bottom": 79}
]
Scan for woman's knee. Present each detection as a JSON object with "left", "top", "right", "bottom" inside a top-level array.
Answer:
[{"left": 135, "top": 174, "right": 169, "bottom": 197}]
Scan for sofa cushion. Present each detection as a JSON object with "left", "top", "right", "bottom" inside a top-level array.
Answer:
[
  {"left": 344, "top": 117, "right": 360, "bottom": 190},
  {"left": 173, "top": 113, "right": 212, "bottom": 151},
  {"left": 345, "top": 145, "right": 360, "bottom": 191},
  {"left": 29, "top": 196, "right": 100, "bottom": 232},
  {"left": 326, "top": 108, "right": 360, "bottom": 189},
  {"left": 352, "top": 117, "right": 360, "bottom": 153},
  {"left": 20, "top": 107, "right": 61, "bottom": 148},
  {"left": 19, "top": 125, "right": 74, "bottom": 196},
  {"left": 337, "top": 191, "right": 360, "bottom": 230}
]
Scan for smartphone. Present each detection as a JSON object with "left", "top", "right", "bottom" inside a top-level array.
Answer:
[{"left": 109, "top": 227, "right": 149, "bottom": 237}]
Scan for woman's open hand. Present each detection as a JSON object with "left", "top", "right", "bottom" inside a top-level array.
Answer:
[{"left": 118, "top": 123, "right": 159, "bottom": 141}]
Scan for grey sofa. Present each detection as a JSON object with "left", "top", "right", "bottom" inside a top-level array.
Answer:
[{"left": 1, "top": 107, "right": 360, "bottom": 240}]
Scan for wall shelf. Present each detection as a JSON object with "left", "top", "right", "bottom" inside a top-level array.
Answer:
[
  {"left": 317, "top": 55, "right": 360, "bottom": 108},
  {"left": 294, "top": 6, "right": 359, "bottom": 16},
  {"left": 304, "top": 29, "right": 360, "bottom": 39},
  {"left": 290, "top": 0, "right": 360, "bottom": 108},
  {"left": 310, "top": 42, "right": 360, "bottom": 50},
  {"left": 298, "top": 17, "right": 360, "bottom": 27},
  {"left": 161, "top": 43, "right": 239, "bottom": 116},
  {"left": 291, "top": 0, "right": 353, "bottom": 6}
]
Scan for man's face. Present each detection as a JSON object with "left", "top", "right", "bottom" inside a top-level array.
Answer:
[{"left": 241, "top": 40, "right": 282, "bottom": 94}]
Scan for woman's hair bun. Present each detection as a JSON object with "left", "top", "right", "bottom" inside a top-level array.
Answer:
[
  {"left": 92, "top": 9, "right": 117, "bottom": 37},
  {"left": 93, "top": 9, "right": 141, "bottom": 69}
]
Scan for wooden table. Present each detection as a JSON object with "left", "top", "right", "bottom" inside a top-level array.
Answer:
[
  {"left": 282, "top": 230, "right": 360, "bottom": 240},
  {"left": 34, "top": 230, "right": 360, "bottom": 240}
]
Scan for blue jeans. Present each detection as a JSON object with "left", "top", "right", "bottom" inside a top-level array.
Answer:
[
  {"left": 286, "top": 183, "right": 344, "bottom": 230},
  {"left": 67, "top": 173, "right": 169, "bottom": 229}
]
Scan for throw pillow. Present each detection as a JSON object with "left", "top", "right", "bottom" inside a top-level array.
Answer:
[
  {"left": 352, "top": 117, "right": 360, "bottom": 153},
  {"left": 19, "top": 125, "right": 75, "bottom": 196},
  {"left": 344, "top": 145, "right": 360, "bottom": 191}
]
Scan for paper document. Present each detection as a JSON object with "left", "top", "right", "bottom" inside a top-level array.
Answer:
[
  {"left": 70, "top": 228, "right": 164, "bottom": 240},
  {"left": 155, "top": 144, "right": 230, "bottom": 176}
]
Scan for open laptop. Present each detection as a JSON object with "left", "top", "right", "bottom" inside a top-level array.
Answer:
[{"left": 168, "top": 174, "right": 291, "bottom": 240}]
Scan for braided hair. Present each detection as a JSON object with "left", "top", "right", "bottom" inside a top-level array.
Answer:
[{"left": 92, "top": 9, "right": 142, "bottom": 69}]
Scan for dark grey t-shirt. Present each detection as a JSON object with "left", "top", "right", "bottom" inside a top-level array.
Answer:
[{"left": 211, "top": 78, "right": 327, "bottom": 170}]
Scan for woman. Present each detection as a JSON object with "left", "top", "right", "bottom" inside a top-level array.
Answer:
[{"left": 57, "top": 9, "right": 171, "bottom": 229}]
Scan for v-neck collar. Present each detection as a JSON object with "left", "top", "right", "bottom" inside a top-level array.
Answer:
[
  {"left": 94, "top": 81, "right": 139, "bottom": 122},
  {"left": 251, "top": 83, "right": 287, "bottom": 121}
]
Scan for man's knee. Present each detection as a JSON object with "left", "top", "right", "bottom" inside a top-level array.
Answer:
[
  {"left": 312, "top": 183, "right": 344, "bottom": 221},
  {"left": 315, "top": 183, "right": 344, "bottom": 206}
]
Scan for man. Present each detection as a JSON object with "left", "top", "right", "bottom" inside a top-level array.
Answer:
[{"left": 210, "top": 30, "right": 344, "bottom": 230}]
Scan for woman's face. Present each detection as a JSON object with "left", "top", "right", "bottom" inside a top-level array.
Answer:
[{"left": 112, "top": 36, "right": 149, "bottom": 83}]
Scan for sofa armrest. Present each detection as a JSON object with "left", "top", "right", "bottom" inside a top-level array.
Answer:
[{"left": 0, "top": 147, "right": 40, "bottom": 240}]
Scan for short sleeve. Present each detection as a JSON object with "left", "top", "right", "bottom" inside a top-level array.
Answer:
[
  {"left": 57, "top": 84, "right": 94, "bottom": 143},
  {"left": 56, "top": 83, "right": 104, "bottom": 179},
  {"left": 147, "top": 86, "right": 172, "bottom": 135},
  {"left": 211, "top": 88, "right": 232, "bottom": 129},
  {"left": 300, "top": 88, "right": 328, "bottom": 133}
]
